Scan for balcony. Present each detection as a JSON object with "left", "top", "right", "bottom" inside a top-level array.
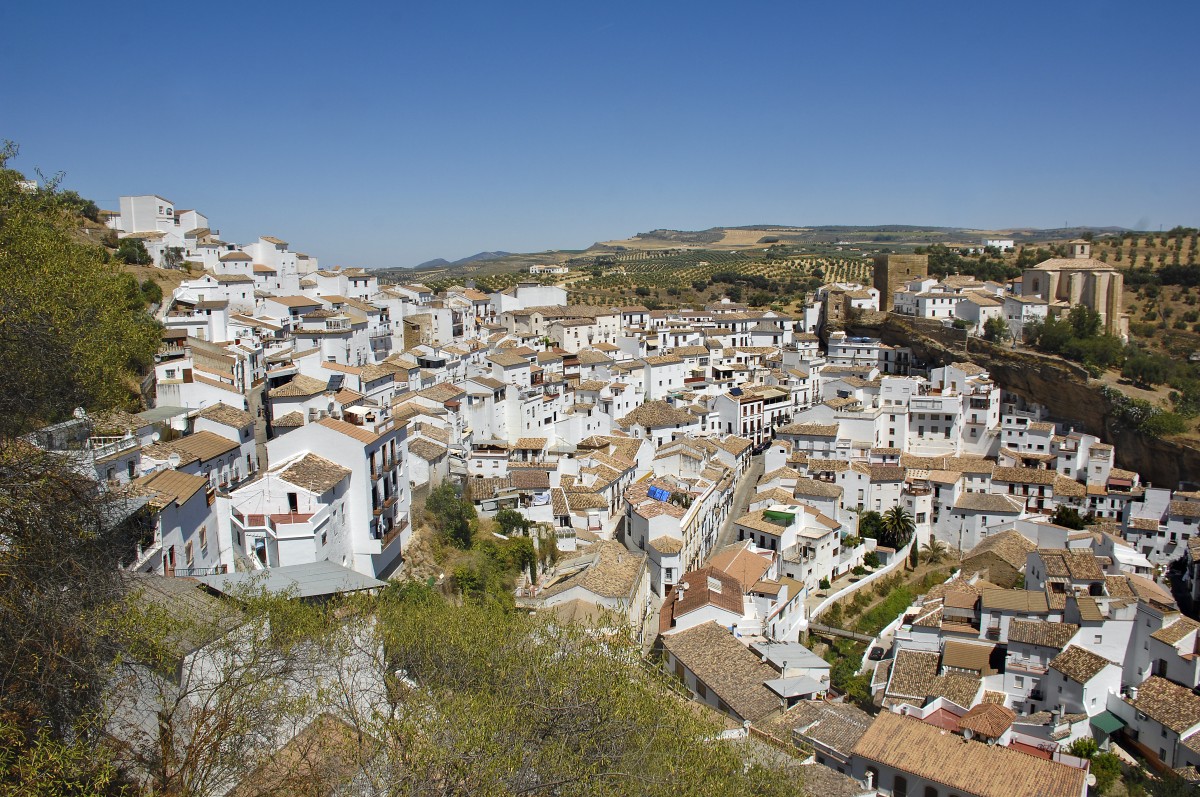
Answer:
[
  {"left": 379, "top": 517, "right": 409, "bottom": 550},
  {"left": 89, "top": 435, "right": 139, "bottom": 460},
  {"left": 172, "top": 564, "right": 229, "bottom": 578},
  {"left": 1008, "top": 659, "right": 1048, "bottom": 675}
]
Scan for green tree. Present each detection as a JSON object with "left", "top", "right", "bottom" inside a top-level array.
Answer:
[
  {"left": 880, "top": 505, "right": 916, "bottom": 550},
  {"left": 1066, "top": 737, "right": 1098, "bottom": 758},
  {"left": 139, "top": 277, "right": 163, "bottom": 306},
  {"left": 372, "top": 583, "right": 801, "bottom": 796},
  {"left": 115, "top": 237, "right": 151, "bottom": 265},
  {"left": 495, "top": 507, "right": 532, "bottom": 536},
  {"left": 857, "top": 510, "right": 885, "bottom": 540},
  {"left": 0, "top": 143, "right": 160, "bottom": 438},
  {"left": 1090, "top": 751, "right": 1120, "bottom": 793},
  {"left": 983, "top": 315, "right": 1011, "bottom": 342},
  {"left": 425, "top": 482, "right": 476, "bottom": 549},
  {"left": 920, "top": 539, "right": 951, "bottom": 565},
  {"left": 1052, "top": 505, "right": 1088, "bottom": 530},
  {"left": 1123, "top": 352, "right": 1170, "bottom": 386}
]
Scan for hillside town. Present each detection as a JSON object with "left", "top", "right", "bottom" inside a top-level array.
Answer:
[{"left": 33, "top": 194, "right": 1200, "bottom": 797}]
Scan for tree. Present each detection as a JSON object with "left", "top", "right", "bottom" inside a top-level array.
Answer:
[
  {"left": 115, "top": 237, "right": 151, "bottom": 265},
  {"left": 1053, "top": 505, "right": 1088, "bottom": 530},
  {"left": 1123, "top": 352, "right": 1170, "bottom": 386},
  {"left": 0, "top": 143, "right": 160, "bottom": 438},
  {"left": 1067, "top": 305, "right": 1102, "bottom": 338},
  {"left": 880, "top": 505, "right": 916, "bottom": 550},
  {"left": 1089, "top": 752, "right": 1121, "bottom": 793},
  {"left": 1066, "top": 737, "right": 1098, "bottom": 758},
  {"left": 495, "top": 508, "right": 531, "bottom": 536},
  {"left": 983, "top": 315, "right": 1011, "bottom": 342},
  {"left": 364, "top": 583, "right": 801, "bottom": 796},
  {"left": 920, "top": 539, "right": 951, "bottom": 565},
  {"left": 425, "top": 483, "right": 476, "bottom": 549},
  {"left": 0, "top": 443, "right": 152, "bottom": 761},
  {"left": 139, "top": 277, "right": 163, "bottom": 306},
  {"left": 857, "top": 510, "right": 885, "bottom": 540}
]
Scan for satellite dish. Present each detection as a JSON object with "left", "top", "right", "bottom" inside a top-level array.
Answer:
[
  {"left": 167, "top": 453, "right": 182, "bottom": 470},
  {"left": 151, "top": 432, "right": 161, "bottom": 443},
  {"left": 1086, "top": 775, "right": 1097, "bottom": 787},
  {"left": 73, "top": 407, "right": 87, "bottom": 419}
]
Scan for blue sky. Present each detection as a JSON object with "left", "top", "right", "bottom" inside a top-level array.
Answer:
[{"left": 4, "top": 0, "right": 1198, "bottom": 267}]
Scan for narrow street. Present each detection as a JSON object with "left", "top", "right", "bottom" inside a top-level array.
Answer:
[{"left": 708, "top": 452, "right": 765, "bottom": 561}]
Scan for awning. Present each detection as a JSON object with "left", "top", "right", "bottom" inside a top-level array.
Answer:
[{"left": 1090, "top": 711, "right": 1125, "bottom": 735}]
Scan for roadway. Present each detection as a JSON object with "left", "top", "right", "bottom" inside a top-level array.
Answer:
[{"left": 709, "top": 451, "right": 765, "bottom": 560}]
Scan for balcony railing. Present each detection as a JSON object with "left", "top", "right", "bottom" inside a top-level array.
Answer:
[{"left": 173, "top": 564, "right": 229, "bottom": 578}]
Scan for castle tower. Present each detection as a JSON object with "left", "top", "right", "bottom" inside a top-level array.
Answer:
[{"left": 873, "top": 254, "right": 929, "bottom": 311}]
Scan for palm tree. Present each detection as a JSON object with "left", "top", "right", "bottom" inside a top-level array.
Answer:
[
  {"left": 880, "top": 505, "right": 915, "bottom": 550},
  {"left": 920, "top": 539, "right": 950, "bottom": 565}
]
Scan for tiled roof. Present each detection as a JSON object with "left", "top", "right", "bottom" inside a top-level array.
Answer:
[
  {"left": 541, "top": 540, "right": 645, "bottom": 602},
  {"left": 127, "top": 469, "right": 209, "bottom": 509},
  {"left": 664, "top": 567, "right": 744, "bottom": 621},
  {"left": 268, "top": 374, "right": 327, "bottom": 398},
  {"left": 953, "top": 493, "right": 1023, "bottom": 513},
  {"left": 886, "top": 649, "right": 980, "bottom": 707},
  {"left": 792, "top": 477, "right": 843, "bottom": 499},
  {"left": 660, "top": 622, "right": 780, "bottom": 722},
  {"left": 963, "top": 529, "right": 1037, "bottom": 570},
  {"left": 777, "top": 422, "right": 839, "bottom": 437},
  {"left": 942, "top": 640, "right": 998, "bottom": 674},
  {"left": 773, "top": 700, "right": 873, "bottom": 756},
  {"left": 272, "top": 411, "right": 305, "bottom": 427},
  {"left": 1037, "top": 549, "right": 1105, "bottom": 581},
  {"left": 407, "top": 438, "right": 448, "bottom": 461},
  {"left": 1048, "top": 646, "right": 1113, "bottom": 684},
  {"left": 708, "top": 541, "right": 773, "bottom": 593},
  {"left": 981, "top": 588, "right": 1049, "bottom": 613},
  {"left": 618, "top": 400, "right": 697, "bottom": 429},
  {"left": 277, "top": 453, "right": 351, "bottom": 494},
  {"left": 198, "top": 402, "right": 254, "bottom": 428},
  {"left": 315, "top": 417, "right": 380, "bottom": 445},
  {"left": 958, "top": 703, "right": 1016, "bottom": 739},
  {"left": 851, "top": 712, "right": 1087, "bottom": 797},
  {"left": 1170, "top": 500, "right": 1200, "bottom": 519},
  {"left": 1007, "top": 619, "right": 1079, "bottom": 650},
  {"left": 1131, "top": 676, "right": 1200, "bottom": 734},
  {"left": 992, "top": 466, "right": 1057, "bottom": 485},
  {"left": 1150, "top": 616, "right": 1200, "bottom": 646},
  {"left": 144, "top": 430, "right": 238, "bottom": 463},
  {"left": 649, "top": 536, "right": 684, "bottom": 554}
]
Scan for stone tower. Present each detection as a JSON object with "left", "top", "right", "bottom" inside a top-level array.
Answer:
[{"left": 873, "top": 254, "right": 929, "bottom": 312}]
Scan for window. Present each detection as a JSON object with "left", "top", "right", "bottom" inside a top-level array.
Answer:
[
  {"left": 1094, "top": 634, "right": 1103, "bottom": 644},
  {"left": 893, "top": 775, "right": 908, "bottom": 797},
  {"left": 1014, "top": 676, "right": 1024, "bottom": 687},
  {"left": 321, "top": 531, "right": 328, "bottom": 546},
  {"left": 184, "top": 541, "right": 194, "bottom": 567},
  {"left": 199, "top": 527, "right": 208, "bottom": 558},
  {"left": 925, "top": 788, "right": 939, "bottom": 797}
]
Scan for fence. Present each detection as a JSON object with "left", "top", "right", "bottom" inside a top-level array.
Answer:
[{"left": 807, "top": 537, "right": 915, "bottom": 626}]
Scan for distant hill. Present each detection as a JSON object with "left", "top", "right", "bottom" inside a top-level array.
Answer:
[
  {"left": 414, "top": 251, "right": 512, "bottom": 270},
  {"left": 414, "top": 257, "right": 451, "bottom": 269}
]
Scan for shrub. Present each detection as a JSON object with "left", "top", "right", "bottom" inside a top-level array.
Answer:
[
  {"left": 864, "top": 552, "right": 881, "bottom": 568},
  {"left": 818, "top": 578, "right": 831, "bottom": 590},
  {"left": 852, "top": 565, "right": 867, "bottom": 576}
]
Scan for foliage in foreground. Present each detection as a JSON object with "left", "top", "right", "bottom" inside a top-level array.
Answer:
[{"left": 0, "top": 142, "right": 160, "bottom": 438}]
